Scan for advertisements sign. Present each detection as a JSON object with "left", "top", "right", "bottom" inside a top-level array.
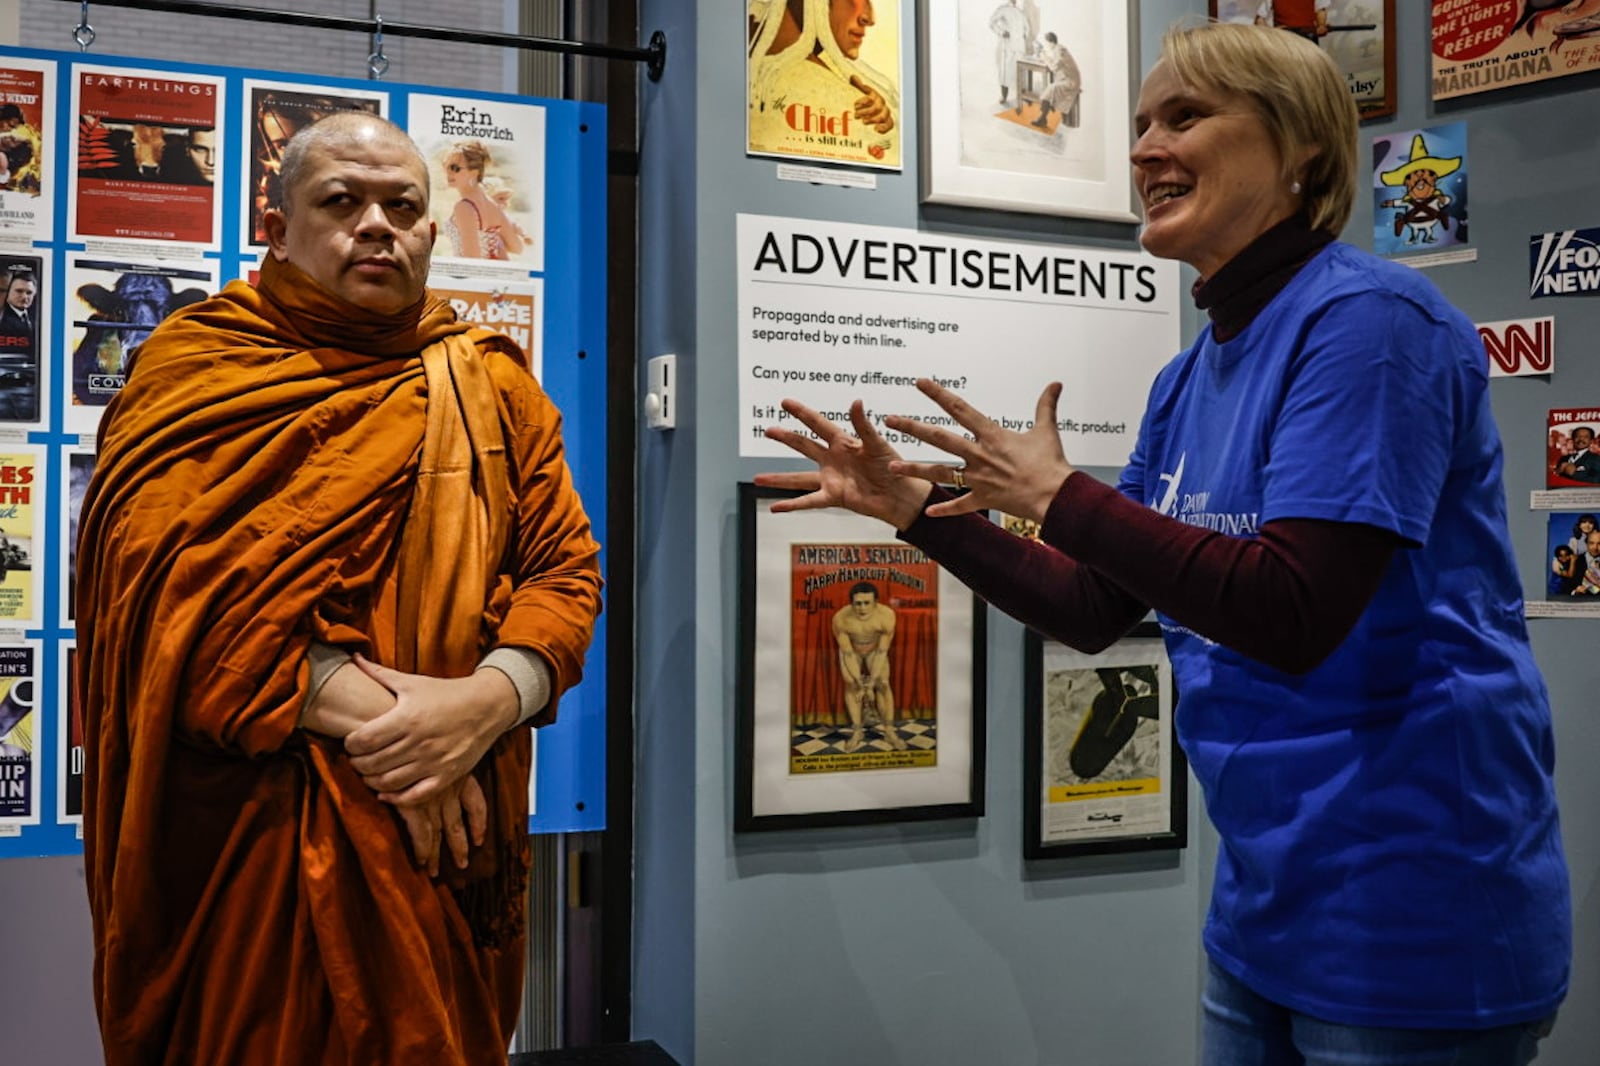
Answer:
[
  {"left": 1432, "top": 0, "right": 1600, "bottom": 100},
  {"left": 737, "top": 213, "right": 1180, "bottom": 467},
  {"left": 68, "top": 65, "right": 224, "bottom": 248}
]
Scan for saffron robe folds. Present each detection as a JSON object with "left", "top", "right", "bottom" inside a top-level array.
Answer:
[{"left": 77, "top": 256, "right": 603, "bottom": 1065}]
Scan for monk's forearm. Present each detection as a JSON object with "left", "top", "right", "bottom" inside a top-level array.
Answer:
[{"left": 299, "top": 660, "right": 394, "bottom": 738}]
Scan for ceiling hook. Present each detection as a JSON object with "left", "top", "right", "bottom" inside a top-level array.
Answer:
[
  {"left": 367, "top": 13, "right": 390, "bottom": 79},
  {"left": 73, "top": 1, "right": 97, "bottom": 51}
]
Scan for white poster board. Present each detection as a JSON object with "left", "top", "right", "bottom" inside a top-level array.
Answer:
[{"left": 737, "top": 213, "right": 1180, "bottom": 469}]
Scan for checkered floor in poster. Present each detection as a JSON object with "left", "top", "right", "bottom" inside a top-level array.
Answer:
[{"left": 792, "top": 718, "right": 938, "bottom": 757}]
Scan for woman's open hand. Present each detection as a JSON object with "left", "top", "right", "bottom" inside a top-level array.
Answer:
[
  {"left": 886, "top": 379, "right": 1076, "bottom": 523},
  {"left": 755, "top": 398, "right": 932, "bottom": 530}
]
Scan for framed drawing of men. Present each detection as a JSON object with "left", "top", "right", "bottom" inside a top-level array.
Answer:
[
  {"left": 1210, "top": 0, "right": 1397, "bottom": 120},
  {"left": 919, "top": 0, "right": 1138, "bottom": 221},
  {"left": 735, "top": 484, "right": 986, "bottom": 831}
]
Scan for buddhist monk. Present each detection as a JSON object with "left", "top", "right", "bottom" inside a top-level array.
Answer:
[{"left": 76, "top": 111, "right": 603, "bottom": 1065}]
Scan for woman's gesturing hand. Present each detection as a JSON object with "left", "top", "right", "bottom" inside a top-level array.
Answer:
[
  {"left": 886, "top": 379, "right": 1076, "bottom": 524},
  {"left": 755, "top": 398, "right": 933, "bottom": 531}
]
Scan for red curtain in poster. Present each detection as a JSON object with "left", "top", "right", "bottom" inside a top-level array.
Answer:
[{"left": 788, "top": 543, "right": 940, "bottom": 728}]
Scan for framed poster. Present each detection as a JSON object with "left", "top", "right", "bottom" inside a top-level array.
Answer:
[
  {"left": 1432, "top": 0, "right": 1600, "bottom": 100},
  {"left": 735, "top": 483, "right": 985, "bottom": 831},
  {"left": 920, "top": 0, "right": 1136, "bottom": 220},
  {"left": 1023, "top": 624, "right": 1187, "bottom": 859},
  {"left": 747, "top": 0, "right": 903, "bottom": 170},
  {"left": 1211, "top": 1, "right": 1396, "bottom": 120}
]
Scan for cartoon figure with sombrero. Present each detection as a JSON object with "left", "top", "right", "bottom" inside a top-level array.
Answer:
[{"left": 1378, "top": 132, "right": 1462, "bottom": 246}]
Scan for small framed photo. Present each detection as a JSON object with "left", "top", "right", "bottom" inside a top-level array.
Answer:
[
  {"left": 1023, "top": 624, "right": 1187, "bottom": 859},
  {"left": 1209, "top": 0, "right": 1397, "bottom": 121},
  {"left": 918, "top": 0, "right": 1138, "bottom": 221},
  {"left": 735, "top": 483, "right": 986, "bottom": 831}
]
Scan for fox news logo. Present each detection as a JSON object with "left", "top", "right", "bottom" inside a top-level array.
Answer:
[{"left": 1530, "top": 228, "right": 1600, "bottom": 298}]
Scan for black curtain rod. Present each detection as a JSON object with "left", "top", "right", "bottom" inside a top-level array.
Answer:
[{"left": 58, "top": 0, "right": 667, "bottom": 80}]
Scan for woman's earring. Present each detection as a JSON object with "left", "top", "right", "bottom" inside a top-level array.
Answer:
[{"left": 1290, "top": 180, "right": 1303, "bottom": 195}]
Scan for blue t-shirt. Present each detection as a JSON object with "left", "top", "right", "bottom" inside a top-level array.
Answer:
[{"left": 1118, "top": 242, "right": 1569, "bottom": 1028}]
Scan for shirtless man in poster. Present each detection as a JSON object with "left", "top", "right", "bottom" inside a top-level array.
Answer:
[{"left": 832, "top": 581, "right": 908, "bottom": 752}]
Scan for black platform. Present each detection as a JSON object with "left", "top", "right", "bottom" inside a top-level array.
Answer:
[{"left": 509, "top": 1040, "right": 681, "bottom": 1066}]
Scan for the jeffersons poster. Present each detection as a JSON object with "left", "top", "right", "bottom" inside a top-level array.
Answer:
[
  {"left": 1432, "top": 0, "right": 1600, "bottom": 100},
  {"left": 747, "top": 0, "right": 903, "bottom": 169},
  {"left": 787, "top": 541, "right": 937, "bottom": 774}
]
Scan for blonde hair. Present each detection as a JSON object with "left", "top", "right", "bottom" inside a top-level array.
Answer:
[{"left": 1161, "top": 21, "right": 1357, "bottom": 236}]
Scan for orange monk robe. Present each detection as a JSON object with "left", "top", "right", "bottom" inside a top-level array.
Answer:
[{"left": 76, "top": 256, "right": 602, "bottom": 1066}]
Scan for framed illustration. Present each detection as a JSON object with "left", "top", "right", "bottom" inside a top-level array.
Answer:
[
  {"left": 919, "top": 0, "right": 1138, "bottom": 221},
  {"left": 1210, "top": 0, "right": 1397, "bottom": 120},
  {"left": 735, "top": 483, "right": 986, "bottom": 831},
  {"left": 1023, "top": 624, "right": 1187, "bottom": 859}
]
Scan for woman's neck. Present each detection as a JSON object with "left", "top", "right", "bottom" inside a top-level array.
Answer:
[{"left": 1192, "top": 214, "right": 1334, "bottom": 343}]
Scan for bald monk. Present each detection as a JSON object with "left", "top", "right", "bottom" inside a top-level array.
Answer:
[{"left": 76, "top": 112, "right": 602, "bottom": 1064}]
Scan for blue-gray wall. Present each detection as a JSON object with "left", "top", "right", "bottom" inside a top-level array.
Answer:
[{"left": 632, "top": 2, "right": 1600, "bottom": 1064}]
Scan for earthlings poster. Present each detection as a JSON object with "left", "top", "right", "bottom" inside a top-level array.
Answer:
[{"left": 747, "top": 0, "right": 903, "bottom": 169}]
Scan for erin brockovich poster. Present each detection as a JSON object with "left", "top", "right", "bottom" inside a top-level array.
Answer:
[
  {"left": 69, "top": 64, "right": 224, "bottom": 248},
  {"left": 747, "top": 0, "right": 902, "bottom": 169},
  {"left": 406, "top": 93, "right": 545, "bottom": 273},
  {"left": 1432, "top": 0, "right": 1600, "bottom": 100}
]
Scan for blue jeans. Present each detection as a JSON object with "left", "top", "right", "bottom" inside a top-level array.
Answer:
[{"left": 1202, "top": 961, "right": 1557, "bottom": 1066}]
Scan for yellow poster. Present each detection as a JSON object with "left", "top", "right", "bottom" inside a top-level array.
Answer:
[
  {"left": 0, "top": 447, "right": 39, "bottom": 626},
  {"left": 747, "top": 0, "right": 902, "bottom": 169}
]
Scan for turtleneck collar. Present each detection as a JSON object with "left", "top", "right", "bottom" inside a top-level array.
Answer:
[
  {"left": 1191, "top": 214, "right": 1334, "bottom": 343},
  {"left": 254, "top": 254, "right": 463, "bottom": 357}
]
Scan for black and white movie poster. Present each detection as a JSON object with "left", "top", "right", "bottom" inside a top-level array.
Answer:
[
  {"left": 64, "top": 256, "right": 216, "bottom": 435},
  {"left": 0, "top": 642, "right": 40, "bottom": 827},
  {"left": 0, "top": 251, "right": 45, "bottom": 429}
]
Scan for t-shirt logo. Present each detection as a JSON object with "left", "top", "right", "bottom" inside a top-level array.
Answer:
[{"left": 1156, "top": 452, "right": 1186, "bottom": 516}]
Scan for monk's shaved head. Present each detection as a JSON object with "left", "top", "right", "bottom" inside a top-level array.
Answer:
[{"left": 278, "top": 112, "right": 429, "bottom": 217}]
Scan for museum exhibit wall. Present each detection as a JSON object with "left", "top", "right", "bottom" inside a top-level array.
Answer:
[{"left": 632, "top": 1, "right": 1600, "bottom": 1064}]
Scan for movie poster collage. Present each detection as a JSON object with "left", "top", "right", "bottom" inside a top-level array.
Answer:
[{"left": 0, "top": 50, "right": 552, "bottom": 851}]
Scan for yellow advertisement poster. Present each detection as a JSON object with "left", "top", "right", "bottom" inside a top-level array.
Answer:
[
  {"left": 0, "top": 446, "right": 39, "bottom": 627},
  {"left": 747, "top": 0, "right": 902, "bottom": 169}
]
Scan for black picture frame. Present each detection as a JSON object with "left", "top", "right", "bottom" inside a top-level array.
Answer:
[
  {"left": 734, "top": 483, "right": 986, "bottom": 832},
  {"left": 1023, "top": 622, "right": 1187, "bottom": 859}
]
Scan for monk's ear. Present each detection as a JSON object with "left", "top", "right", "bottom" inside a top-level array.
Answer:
[{"left": 262, "top": 207, "right": 289, "bottom": 262}]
